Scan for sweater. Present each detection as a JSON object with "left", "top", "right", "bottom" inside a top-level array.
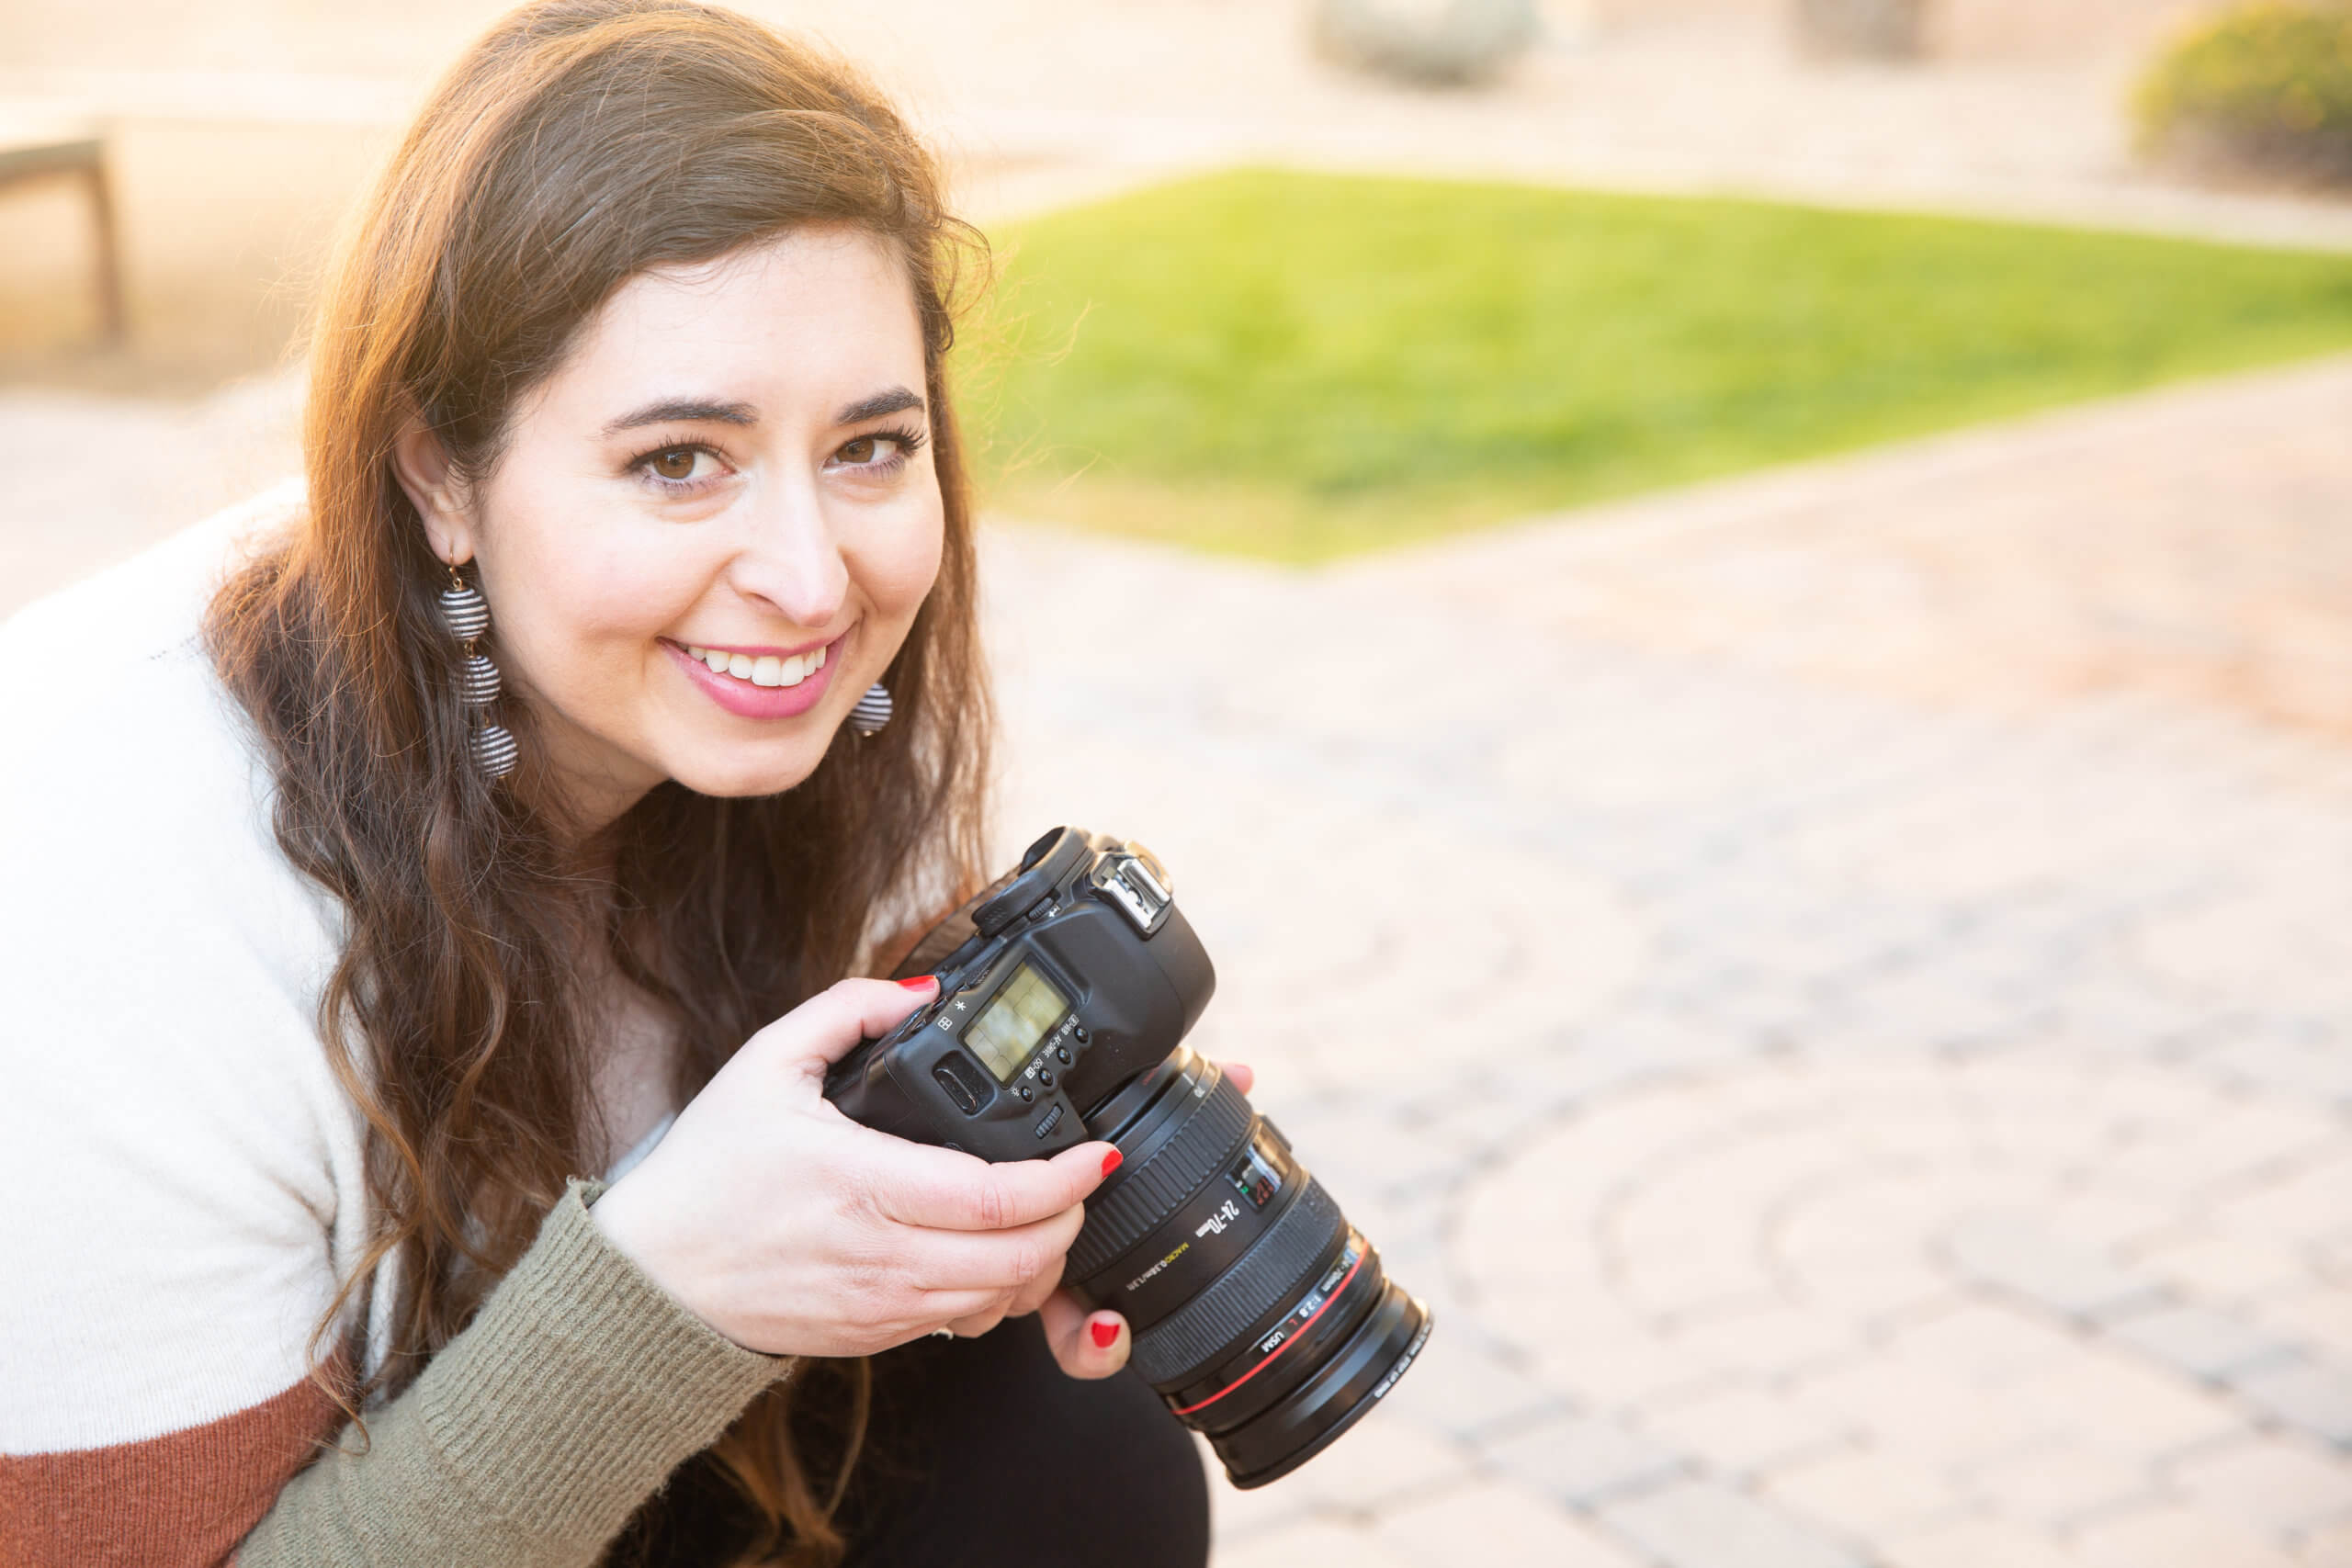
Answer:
[{"left": 0, "top": 490, "right": 789, "bottom": 1566}]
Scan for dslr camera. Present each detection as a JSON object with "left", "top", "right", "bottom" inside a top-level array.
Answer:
[{"left": 826, "top": 827, "right": 1432, "bottom": 1488}]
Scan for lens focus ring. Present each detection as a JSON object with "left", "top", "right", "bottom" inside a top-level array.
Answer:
[
  {"left": 1067, "top": 1071, "right": 1254, "bottom": 1284},
  {"left": 1128, "top": 1178, "right": 1345, "bottom": 1389}
]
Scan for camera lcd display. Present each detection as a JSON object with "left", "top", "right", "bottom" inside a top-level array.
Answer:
[{"left": 963, "top": 964, "right": 1068, "bottom": 1083}]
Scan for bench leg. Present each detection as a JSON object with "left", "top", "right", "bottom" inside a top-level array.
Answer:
[{"left": 85, "top": 159, "right": 126, "bottom": 344}]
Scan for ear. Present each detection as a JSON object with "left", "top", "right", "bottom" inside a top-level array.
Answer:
[{"left": 391, "top": 418, "right": 477, "bottom": 569}]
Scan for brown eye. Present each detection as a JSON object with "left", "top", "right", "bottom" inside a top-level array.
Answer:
[
  {"left": 650, "top": 447, "right": 698, "bottom": 480},
  {"left": 837, "top": 436, "right": 878, "bottom": 465}
]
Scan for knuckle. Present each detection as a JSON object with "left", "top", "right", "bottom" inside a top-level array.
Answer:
[
  {"left": 837, "top": 1169, "right": 887, "bottom": 1227},
  {"left": 840, "top": 1248, "right": 899, "bottom": 1312},
  {"left": 802, "top": 982, "right": 859, "bottom": 1032}
]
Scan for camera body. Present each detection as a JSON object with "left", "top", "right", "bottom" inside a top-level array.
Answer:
[
  {"left": 825, "top": 825, "right": 1430, "bottom": 1490},
  {"left": 826, "top": 828, "right": 1214, "bottom": 1160}
]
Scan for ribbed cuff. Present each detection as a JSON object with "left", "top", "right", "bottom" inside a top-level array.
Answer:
[{"left": 417, "top": 1179, "right": 792, "bottom": 1554}]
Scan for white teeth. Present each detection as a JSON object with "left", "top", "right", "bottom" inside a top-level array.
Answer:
[{"left": 684, "top": 641, "right": 832, "bottom": 686}]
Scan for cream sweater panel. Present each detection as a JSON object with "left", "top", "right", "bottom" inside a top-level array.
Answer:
[{"left": 0, "top": 485, "right": 384, "bottom": 1452}]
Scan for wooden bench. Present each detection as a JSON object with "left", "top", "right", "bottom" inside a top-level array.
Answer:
[{"left": 0, "top": 124, "right": 126, "bottom": 343}]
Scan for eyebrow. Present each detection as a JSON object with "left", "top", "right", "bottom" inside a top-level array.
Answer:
[
  {"left": 603, "top": 398, "right": 758, "bottom": 436},
  {"left": 836, "top": 387, "right": 925, "bottom": 425}
]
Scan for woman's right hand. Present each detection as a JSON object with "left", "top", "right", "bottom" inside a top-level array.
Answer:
[{"left": 588, "top": 976, "right": 1120, "bottom": 1358}]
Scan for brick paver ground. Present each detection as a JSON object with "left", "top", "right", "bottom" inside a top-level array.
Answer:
[{"left": 978, "top": 359, "right": 2352, "bottom": 1567}]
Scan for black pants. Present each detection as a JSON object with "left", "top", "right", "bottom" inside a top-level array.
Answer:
[
  {"left": 619, "top": 1318, "right": 1210, "bottom": 1567},
  {"left": 847, "top": 1317, "right": 1209, "bottom": 1567}
]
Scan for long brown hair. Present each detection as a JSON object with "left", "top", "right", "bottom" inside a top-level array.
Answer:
[{"left": 203, "top": 4, "right": 990, "bottom": 1560}]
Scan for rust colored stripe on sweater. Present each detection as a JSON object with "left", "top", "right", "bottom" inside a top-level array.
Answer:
[{"left": 0, "top": 1368, "right": 345, "bottom": 1568}]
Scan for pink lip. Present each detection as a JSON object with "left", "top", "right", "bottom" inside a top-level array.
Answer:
[{"left": 663, "top": 633, "right": 844, "bottom": 720}]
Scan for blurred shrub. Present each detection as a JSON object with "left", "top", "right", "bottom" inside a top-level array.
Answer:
[
  {"left": 1792, "top": 0, "right": 1925, "bottom": 61},
  {"left": 2136, "top": 2, "right": 2352, "bottom": 185},
  {"left": 1311, "top": 0, "right": 1538, "bottom": 87}
]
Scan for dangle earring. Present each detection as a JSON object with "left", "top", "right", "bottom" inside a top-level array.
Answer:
[
  {"left": 439, "top": 562, "right": 517, "bottom": 779},
  {"left": 850, "top": 681, "right": 894, "bottom": 738}
]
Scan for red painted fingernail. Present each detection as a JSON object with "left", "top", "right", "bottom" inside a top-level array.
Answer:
[
  {"left": 1091, "top": 1318, "right": 1120, "bottom": 1349},
  {"left": 1101, "top": 1149, "right": 1123, "bottom": 1177},
  {"left": 897, "top": 976, "right": 937, "bottom": 991}
]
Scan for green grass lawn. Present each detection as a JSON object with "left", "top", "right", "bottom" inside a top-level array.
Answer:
[{"left": 959, "top": 168, "right": 2352, "bottom": 561}]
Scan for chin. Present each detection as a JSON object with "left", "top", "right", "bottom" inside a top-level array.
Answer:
[{"left": 668, "top": 743, "right": 830, "bottom": 801}]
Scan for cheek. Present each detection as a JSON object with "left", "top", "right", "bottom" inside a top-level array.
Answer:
[
  {"left": 499, "top": 534, "right": 705, "bottom": 682},
  {"left": 857, "top": 500, "right": 946, "bottom": 625}
]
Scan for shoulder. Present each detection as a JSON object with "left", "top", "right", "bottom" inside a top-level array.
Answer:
[
  {"left": 0, "top": 479, "right": 303, "bottom": 826},
  {"left": 0, "top": 482, "right": 370, "bottom": 1452},
  {"left": 0, "top": 479, "right": 333, "bottom": 1001}
]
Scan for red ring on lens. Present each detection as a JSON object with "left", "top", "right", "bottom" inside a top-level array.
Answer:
[{"left": 1168, "top": 1251, "right": 1367, "bottom": 1416}]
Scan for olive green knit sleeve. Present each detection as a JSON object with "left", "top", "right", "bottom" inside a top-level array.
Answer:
[{"left": 237, "top": 1180, "right": 791, "bottom": 1568}]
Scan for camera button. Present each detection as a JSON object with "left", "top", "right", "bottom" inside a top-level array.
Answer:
[
  {"left": 1071, "top": 1025, "right": 1091, "bottom": 1045},
  {"left": 1055, "top": 1045, "right": 1072, "bottom": 1064},
  {"left": 1018, "top": 1085, "right": 1035, "bottom": 1103},
  {"left": 930, "top": 1056, "right": 989, "bottom": 1115},
  {"left": 1037, "top": 1067, "right": 1056, "bottom": 1088}
]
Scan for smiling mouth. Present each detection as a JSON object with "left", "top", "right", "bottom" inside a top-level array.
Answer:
[{"left": 684, "top": 642, "right": 830, "bottom": 689}]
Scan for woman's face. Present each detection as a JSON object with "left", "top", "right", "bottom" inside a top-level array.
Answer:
[{"left": 399, "top": 226, "right": 944, "bottom": 824}]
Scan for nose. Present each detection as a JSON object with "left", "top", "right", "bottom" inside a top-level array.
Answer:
[{"left": 727, "top": 467, "right": 849, "bottom": 630}]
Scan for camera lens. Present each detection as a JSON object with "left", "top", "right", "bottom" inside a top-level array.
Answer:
[{"left": 1066, "top": 1051, "right": 1433, "bottom": 1489}]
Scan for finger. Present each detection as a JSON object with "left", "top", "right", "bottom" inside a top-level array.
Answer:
[
  {"left": 1040, "top": 1289, "right": 1127, "bottom": 1380},
  {"left": 1004, "top": 1261, "right": 1063, "bottom": 1322},
  {"left": 901, "top": 1205, "right": 1084, "bottom": 1294},
  {"left": 943, "top": 1303, "right": 1012, "bottom": 1339},
  {"left": 751, "top": 976, "right": 940, "bottom": 1074},
  {"left": 865, "top": 1137, "right": 1118, "bottom": 1233},
  {"left": 1217, "top": 1061, "right": 1256, "bottom": 1096},
  {"left": 899, "top": 1285, "right": 1014, "bottom": 1328}
]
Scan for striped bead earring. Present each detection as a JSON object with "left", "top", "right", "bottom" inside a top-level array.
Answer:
[
  {"left": 850, "top": 682, "right": 894, "bottom": 738},
  {"left": 439, "top": 563, "right": 517, "bottom": 779}
]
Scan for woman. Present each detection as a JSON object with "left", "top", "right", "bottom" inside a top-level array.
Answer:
[{"left": 0, "top": 3, "right": 1216, "bottom": 1563}]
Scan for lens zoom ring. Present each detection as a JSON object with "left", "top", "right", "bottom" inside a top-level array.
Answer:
[
  {"left": 1068, "top": 1075, "right": 1254, "bottom": 1282},
  {"left": 1128, "top": 1179, "right": 1345, "bottom": 1389}
]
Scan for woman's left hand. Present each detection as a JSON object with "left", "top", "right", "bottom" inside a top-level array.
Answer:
[{"left": 1035, "top": 1061, "right": 1255, "bottom": 1379}]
